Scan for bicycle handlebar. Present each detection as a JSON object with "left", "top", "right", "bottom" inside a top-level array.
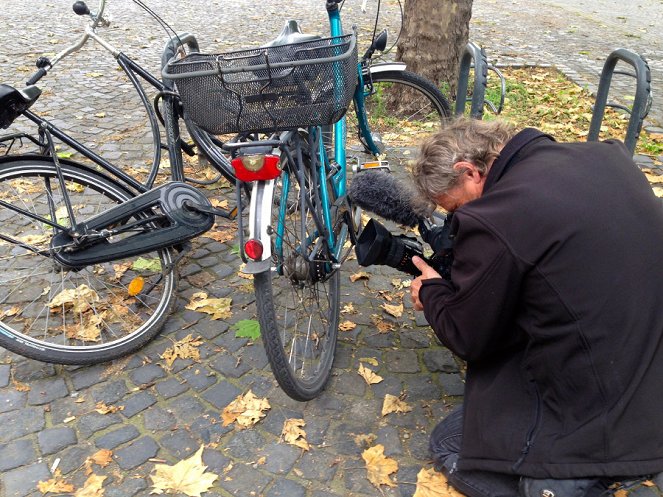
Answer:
[{"left": 25, "top": 0, "right": 109, "bottom": 85}]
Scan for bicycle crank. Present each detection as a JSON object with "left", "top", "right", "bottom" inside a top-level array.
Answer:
[{"left": 51, "top": 182, "right": 215, "bottom": 268}]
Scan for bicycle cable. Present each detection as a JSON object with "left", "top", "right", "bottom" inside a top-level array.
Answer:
[{"left": 131, "top": 0, "right": 185, "bottom": 57}]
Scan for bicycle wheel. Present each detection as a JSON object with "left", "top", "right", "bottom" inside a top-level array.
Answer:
[
  {"left": 358, "top": 69, "right": 451, "bottom": 164},
  {"left": 0, "top": 156, "right": 177, "bottom": 364},
  {"left": 253, "top": 134, "right": 340, "bottom": 401}
]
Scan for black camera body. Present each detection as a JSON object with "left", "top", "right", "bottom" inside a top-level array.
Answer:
[{"left": 355, "top": 214, "right": 454, "bottom": 279}]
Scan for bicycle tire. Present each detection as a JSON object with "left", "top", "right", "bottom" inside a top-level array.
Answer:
[
  {"left": 0, "top": 156, "right": 177, "bottom": 364},
  {"left": 253, "top": 134, "right": 340, "bottom": 401},
  {"left": 357, "top": 69, "right": 451, "bottom": 160}
]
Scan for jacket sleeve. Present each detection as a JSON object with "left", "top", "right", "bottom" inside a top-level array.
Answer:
[{"left": 419, "top": 212, "right": 525, "bottom": 362}]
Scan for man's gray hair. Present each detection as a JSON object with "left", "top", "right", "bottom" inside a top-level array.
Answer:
[{"left": 411, "top": 117, "right": 517, "bottom": 206}]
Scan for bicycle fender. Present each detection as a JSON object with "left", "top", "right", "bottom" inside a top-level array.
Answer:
[
  {"left": 367, "top": 62, "right": 407, "bottom": 75},
  {"left": 243, "top": 179, "right": 275, "bottom": 274}
]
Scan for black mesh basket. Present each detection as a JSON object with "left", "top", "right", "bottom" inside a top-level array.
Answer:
[{"left": 163, "top": 33, "right": 358, "bottom": 135}]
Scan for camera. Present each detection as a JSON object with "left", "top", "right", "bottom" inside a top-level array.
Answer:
[{"left": 354, "top": 214, "right": 454, "bottom": 279}]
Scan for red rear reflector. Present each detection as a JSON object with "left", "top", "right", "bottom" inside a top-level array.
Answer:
[
  {"left": 244, "top": 238, "right": 264, "bottom": 261},
  {"left": 231, "top": 154, "right": 282, "bottom": 182}
]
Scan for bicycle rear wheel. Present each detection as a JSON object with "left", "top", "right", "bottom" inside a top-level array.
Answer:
[
  {"left": 358, "top": 69, "right": 451, "bottom": 165},
  {"left": 253, "top": 134, "right": 340, "bottom": 401},
  {"left": 0, "top": 156, "right": 177, "bottom": 364}
]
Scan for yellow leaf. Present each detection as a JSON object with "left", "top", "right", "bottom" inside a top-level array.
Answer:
[
  {"left": 341, "top": 302, "right": 357, "bottom": 314},
  {"left": 161, "top": 334, "right": 203, "bottom": 368},
  {"left": 350, "top": 271, "right": 370, "bottom": 282},
  {"left": 221, "top": 390, "right": 271, "bottom": 428},
  {"left": 185, "top": 292, "right": 232, "bottom": 320},
  {"left": 381, "top": 394, "right": 413, "bottom": 416},
  {"left": 339, "top": 320, "right": 357, "bottom": 332},
  {"left": 359, "top": 357, "right": 379, "bottom": 367},
  {"left": 644, "top": 172, "right": 663, "bottom": 184},
  {"left": 614, "top": 490, "right": 629, "bottom": 497},
  {"left": 150, "top": 446, "right": 218, "bottom": 497},
  {"left": 48, "top": 285, "right": 100, "bottom": 314},
  {"left": 94, "top": 403, "right": 123, "bottom": 415},
  {"left": 281, "top": 418, "right": 310, "bottom": 451},
  {"left": 362, "top": 444, "right": 398, "bottom": 488},
  {"left": 37, "top": 470, "right": 74, "bottom": 494},
  {"left": 74, "top": 474, "right": 107, "bottom": 497},
  {"left": 358, "top": 363, "right": 383, "bottom": 385},
  {"left": 382, "top": 303, "right": 404, "bottom": 318},
  {"left": 84, "top": 449, "right": 114, "bottom": 475},
  {"left": 413, "top": 467, "right": 466, "bottom": 497}
]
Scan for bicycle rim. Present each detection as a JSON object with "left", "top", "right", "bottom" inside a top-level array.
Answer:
[
  {"left": 357, "top": 69, "right": 451, "bottom": 165},
  {"left": 0, "top": 157, "right": 177, "bottom": 364},
  {"left": 254, "top": 137, "right": 340, "bottom": 401}
]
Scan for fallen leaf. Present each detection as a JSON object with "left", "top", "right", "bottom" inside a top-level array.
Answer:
[
  {"left": 339, "top": 320, "right": 357, "bottom": 332},
  {"left": 0, "top": 305, "right": 21, "bottom": 319},
  {"left": 150, "top": 445, "right": 218, "bottom": 497},
  {"left": 161, "top": 334, "right": 203, "bottom": 368},
  {"left": 37, "top": 470, "right": 74, "bottom": 494},
  {"left": 48, "top": 285, "right": 99, "bottom": 314},
  {"left": 359, "top": 357, "right": 379, "bottom": 367},
  {"left": 358, "top": 363, "right": 383, "bottom": 385},
  {"left": 354, "top": 433, "right": 377, "bottom": 447},
  {"left": 281, "top": 418, "right": 310, "bottom": 451},
  {"left": 381, "top": 394, "right": 413, "bottom": 416},
  {"left": 350, "top": 271, "right": 370, "bottom": 282},
  {"left": 362, "top": 444, "right": 398, "bottom": 488},
  {"left": 341, "top": 303, "right": 357, "bottom": 314},
  {"left": 202, "top": 225, "right": 235, "bottom": 243},
  {"left": 84, "top": 449, "right": 113, "bottom": 475},
  {"left": 74, "top": 474, "right": 106, "bottom": 497},
  {"left": 371, "top": 314, "right": 396, "bottom": 333},
  {"left": 94, "top": 402, "right": 123, "bottom": 415},
  {"left": 382, "top": 303, "right": 404, "bottom": 318},
  {"left": 185, "top": 292, "right": 232, "bottom": 320},
  {"left": 232, "top": 319, "right": 261, "bottom": 340},
  {"left": 132, "top": 257, "right": 162, "bottom": 272},
  {"left": 221, "top": 390, "right": 271, "bottom": 428},
  {"left": 413, "top": 467, "right": 466, "bottom": 497}
]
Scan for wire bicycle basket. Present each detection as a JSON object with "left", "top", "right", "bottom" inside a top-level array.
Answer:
[{"left": 163, "top": 33, "right": 358, "bottom": 135}]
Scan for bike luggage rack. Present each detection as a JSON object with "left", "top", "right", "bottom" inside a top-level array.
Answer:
[
  {"left": 455, "top": 42, "right": 505, "bottom": 119},
  {"left": 587, "top": 48, "right": 652, "bottom": 154}
]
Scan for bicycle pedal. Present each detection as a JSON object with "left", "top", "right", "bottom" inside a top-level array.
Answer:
[{"left": 352, "top": 160, "right": 390, "bottom": 172}]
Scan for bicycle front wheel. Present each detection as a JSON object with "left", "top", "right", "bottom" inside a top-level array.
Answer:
[
  {"left": 253, "top": 135, "right": 340, "bottom": 401},
  {"left": 358, "top": 69, "right": 451, "bottom": 164},
  {"left": 0, "top": 156, "right": 177, "bottom": 364}
]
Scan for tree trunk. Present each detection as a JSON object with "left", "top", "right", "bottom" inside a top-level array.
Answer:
[{"left": 396, "top": 0, "right": 473, "bottom": 95}]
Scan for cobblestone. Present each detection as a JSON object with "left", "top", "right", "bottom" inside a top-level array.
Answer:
[{"left": 0, "top": 2, "right": 660, "bottom": 496}]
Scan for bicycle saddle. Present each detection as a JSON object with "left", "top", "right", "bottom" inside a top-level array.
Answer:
[
  {"left": 0, "top": 84, "right": 41, "bottom": 129},
  {"left": 262, "top": 20, "right": 321, "bottom": 47}
]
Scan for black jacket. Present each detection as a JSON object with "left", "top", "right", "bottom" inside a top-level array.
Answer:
[{"left": 420, "top": 129, "right": 663, "bottom": 478}]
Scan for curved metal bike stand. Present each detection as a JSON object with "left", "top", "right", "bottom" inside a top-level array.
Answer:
[
  {"left": 587, "top": 48, "right": 652, "bottom": 154},
  {"left": 455, "top": 42, "right": 488, "bottom": 119}
]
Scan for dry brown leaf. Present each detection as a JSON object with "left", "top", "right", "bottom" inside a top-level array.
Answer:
[
  {"left": 84, "top": 449, "right": 114, "bottom": 475},
  {"left": 391, "top": 278, "right": 411, "bottom": 290},
  {"left": 381, "top": 394, "right": 413, "bottom": 416},
  {"left": 358, "top": 363, "right": 383, "bottom": 385},
  {"left": 48, "top": 285, "right": 100, "bottom": 314},
  {"left": 150, "top": 445, "right": 218, "bottom": 497},
  {"left": 339, "top": 320, "right": 357, "bottom": 332},
  {"left": 644, "top": 172, "right": 663, "bottom": 184},
  {"left": 413, "top": 467, "right": 466, "bottom": 497},
  {"left": 185, "top": 292, "right": 232, "bottom": 320},
  {"left": 652, "top": 186, "right": 663, "bottom": 197},
  {"left": 161, "top": 334, "right": 203, "bottom": 368},
  {"left": 74, "top": 474, "right": 106, "bottom": 497},
  {"left": 354, "top": 433, "right": 377, "bottom": 448},
  {"left": 341, "top": 302, "right": 357, "bottom": 314},
  {"left": 94, "top": 402, "right": 123, "bottom": 415},
  {"left": 221, "top": 390, "right": 271, "bottom": 429},
  {"left": 382, "top": 303, "right": 404, "bottom": 318},
  {"left": 0, "top": 305, "right": 21, "bottom": 319},
  {"left": 614, "top": 490, "right": 628, "bottom": 497},
  {"left": 350, "top": 271, "right": 370, "bottom": 282},
  {"left": 281, "top": 418, "right": 310, "bottom": 451},
  {"left": 37, "top": 470, "right": 74, "bottom": 494},
  {"left": 65, "top": 313, "right": 105, "bottom": 342},
  {"left": 201, "top": 225, "right": 235, "bottom": 243},
  {"left": 371, "top": 314, "right": 396, "bottom": 333},
  {"left": 362, "top": 444, "right": 398, "bottom": 488}
]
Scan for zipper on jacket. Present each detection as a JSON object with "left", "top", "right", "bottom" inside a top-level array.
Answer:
[{"left": 512, "top": 380, "right": 542, "bottom": 471}]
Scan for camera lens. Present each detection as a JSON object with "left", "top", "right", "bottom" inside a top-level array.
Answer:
[{"left": 355, "top": 219, "right": 424, "bottom": 276}]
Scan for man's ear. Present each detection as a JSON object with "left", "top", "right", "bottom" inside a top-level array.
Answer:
[{"left": 453, "top": 161, "right": 482, "bottom": 182}]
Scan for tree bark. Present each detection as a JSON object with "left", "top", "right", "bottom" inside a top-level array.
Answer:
[{"left": 396, "top": 0, "right": 473, "bottom": 95}]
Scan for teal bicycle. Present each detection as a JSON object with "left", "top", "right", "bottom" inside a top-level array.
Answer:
[{"left": 165, "top": 0, "right": 450, "bottom": 401}]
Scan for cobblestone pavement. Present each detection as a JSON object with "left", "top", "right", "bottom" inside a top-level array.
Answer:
[{"left": 0, "top": 1, "right": 662, "bottom": 497}]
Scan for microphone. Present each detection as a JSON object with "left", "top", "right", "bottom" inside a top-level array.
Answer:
[{"left": 348, "top": 170, "right": 424, "bottom": 227}]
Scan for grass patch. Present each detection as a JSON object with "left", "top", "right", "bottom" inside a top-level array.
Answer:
[{"left": 479, "top": 66, "right": 662, "bottom": 160}]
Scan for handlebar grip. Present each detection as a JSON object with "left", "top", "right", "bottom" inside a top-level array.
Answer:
[
  {"left": 73, "top": 1, "right": 90, "bottom": 15},
  {"left": 26, "top": 68, "right": 48, "bottom": 86}
]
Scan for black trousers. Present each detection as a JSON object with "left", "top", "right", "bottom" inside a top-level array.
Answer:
[{"left": 429, "top": 405, "right": 650, "bottom": 497}]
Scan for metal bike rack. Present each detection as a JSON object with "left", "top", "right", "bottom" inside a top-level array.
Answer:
[
  {"left": 587, "top": 48, "right": 652, "bottom": 154},
  {"left": 455, "top": 42, "right": 488, "bottom": 119}
]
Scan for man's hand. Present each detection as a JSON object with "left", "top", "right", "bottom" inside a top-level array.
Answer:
[{"left": 410, "top": 256, "right": 442, "bottom": 311}]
